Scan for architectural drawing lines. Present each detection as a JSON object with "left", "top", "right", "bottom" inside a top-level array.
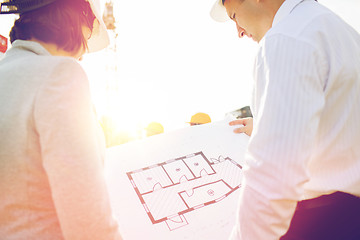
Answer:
[{"left": 126, "top": 151, "right": 243, "bottom": 231}]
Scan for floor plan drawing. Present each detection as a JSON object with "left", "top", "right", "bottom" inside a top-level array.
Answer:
[{"left": 126, "top": 151, "right": 243, "bottom": 231}]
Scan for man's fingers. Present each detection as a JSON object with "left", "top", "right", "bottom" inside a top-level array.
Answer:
[
  {"left": 233, "top": 127, "right": 246, "bottom": 133},
  {"left": 229, "top": 119, "right": 245, "bottom": 126}
]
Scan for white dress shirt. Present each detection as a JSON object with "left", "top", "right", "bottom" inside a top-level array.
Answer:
[{"left": 230, "top": 0, "right": 360, "bottom": 239}]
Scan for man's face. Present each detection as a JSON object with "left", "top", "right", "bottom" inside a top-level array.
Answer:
[{"left": 223, "top": 0, "right": 269, "bottom": 42}]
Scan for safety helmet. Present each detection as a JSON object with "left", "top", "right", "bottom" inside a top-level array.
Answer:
[
  {"left": 0, "top": 0, "right": 56, "bottom": 14},
  {"left": 145, "top": 122, "right": 164, "bottom": 137},
  {"left": 189, "top": 112, "right": 211, "bottom": 125},
  {"left": 0, "top": 0, "right": 109, "bottom": 52}
]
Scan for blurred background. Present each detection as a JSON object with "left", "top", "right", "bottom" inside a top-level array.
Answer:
[{"left": 1, "top": 0, "right": 359, "bottom": 146}]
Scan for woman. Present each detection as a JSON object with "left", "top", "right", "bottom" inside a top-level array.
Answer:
[{"left": 0, "top": 0, "right": 122, "bottom": 239}]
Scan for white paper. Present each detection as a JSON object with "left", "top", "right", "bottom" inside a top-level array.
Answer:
[{"left": 104, "top": 118, "right": 249, "bottom": 240}]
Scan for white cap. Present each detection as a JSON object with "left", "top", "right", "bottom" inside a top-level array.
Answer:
[
  {"left": 210, "top": 0, "right": 229, "bottom": 22},
  {"left": 87, "top": 0, "right": 110, "bottom": 52}
]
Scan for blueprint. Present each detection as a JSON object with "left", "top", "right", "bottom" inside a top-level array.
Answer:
[{"left": 104, "top": 118, "right": 249, "bottom": 240}]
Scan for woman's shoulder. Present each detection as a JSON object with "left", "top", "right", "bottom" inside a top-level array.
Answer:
[
  {"left": 33, "top": 56, "right": 91, "bottom": 109},
  {"left": 1, "top": 46, "right": 88, "bottom": 91},
  {"left": 44, "top": 56, "right": 86, "bottom": 79},
  {"left": 34, "top": 54, "right": 83, "bottom": 72},
  {"left": 5, "top": 40, "right": 84, "bottom": 75},
  {"left": 35, "top": 56, "right": 89, "bottom": 92}
]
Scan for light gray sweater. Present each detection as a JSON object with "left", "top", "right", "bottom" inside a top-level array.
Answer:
[{"left": 0, "top": 40, "right": 122, "bottom": 240}]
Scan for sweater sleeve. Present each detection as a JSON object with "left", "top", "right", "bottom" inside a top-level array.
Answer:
[{"left": 34, "top": 57, "right": 122, "bottom": 240}]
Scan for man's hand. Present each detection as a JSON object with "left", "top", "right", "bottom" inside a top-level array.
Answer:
[{"left": 229, "top": 117, "right": 253, "bottom": 136}]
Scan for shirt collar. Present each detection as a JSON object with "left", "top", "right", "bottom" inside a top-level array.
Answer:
[
  {"left": 272, "top": 0, "right": 305, "bottom": 27},
  {"left": 10, "top": 40, "right": 51, "bottom": 56}
]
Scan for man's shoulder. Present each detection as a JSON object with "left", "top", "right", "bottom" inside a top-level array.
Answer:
[
  {"left": 263, "top": 1, "right": 360, "bottom": 56},
  {"left": 267, "top": 2, "right": 344, "bottom": 43}
]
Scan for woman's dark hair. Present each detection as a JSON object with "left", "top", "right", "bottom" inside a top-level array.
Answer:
[{"left": 9, "top": 0, "right": 96, "bottom": 53}]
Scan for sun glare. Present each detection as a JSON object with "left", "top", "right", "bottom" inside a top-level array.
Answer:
[{"left": 78, "top": 0, "right": 360, "bottom": 148}]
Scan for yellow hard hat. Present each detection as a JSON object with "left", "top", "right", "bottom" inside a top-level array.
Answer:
[
  {"left": 145, "top": 122, "right": 164, "bottom": 136},
  {"left": 189, "top": 112, "right": 211, "bottom": 125}
]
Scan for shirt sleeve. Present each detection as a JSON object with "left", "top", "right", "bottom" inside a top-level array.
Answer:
[
  {"left": 34, "top": 58, "right": 122, "bottom": 240},
  {"left": 230, "top": 35, "right": 326, "bottom": 240}
]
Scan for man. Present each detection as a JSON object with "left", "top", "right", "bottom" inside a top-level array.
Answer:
[{"left": 210, "top": 0, "right": 360, "bottom": 239}]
